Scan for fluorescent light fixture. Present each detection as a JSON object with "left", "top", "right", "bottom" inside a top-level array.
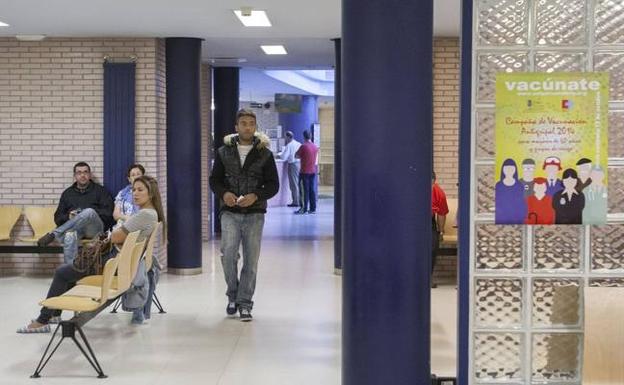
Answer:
[
  {"left": 0, "top": 20, "right": 9, "bottom": 27},
  {"left": 16, "top": 34, "right": 46, "bottom": 41},
  {"left": 261, "top": 45, "right": 287, "bottom": 55},
  {"left": 233, "top": 9, "right": 271, "bottom": 27}
]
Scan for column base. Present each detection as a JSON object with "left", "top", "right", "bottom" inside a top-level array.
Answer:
[{"left": 168, "top": 267, "right": 202, "bottom": 275}]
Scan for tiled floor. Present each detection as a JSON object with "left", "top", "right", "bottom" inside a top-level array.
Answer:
[{"left": 0, "top": 198, "right": 456, "bottom": 384}]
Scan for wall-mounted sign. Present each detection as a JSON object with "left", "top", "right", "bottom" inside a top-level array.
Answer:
[{"left": 495, "top": 72, "right": 609, "bottom": 225}]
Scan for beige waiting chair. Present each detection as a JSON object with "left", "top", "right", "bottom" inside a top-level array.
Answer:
[
  {"left": 21, "top": 206, "right": 57, "bottom": 243},
  {"left": 69, "top": 232, "right": 144, "bottom": 299},
  {"left": 582, "top": 287, "right": 624, "bottom": 384},
  {"left": 79, "top": 223, "right": 167, "bottom": 314},
  {"left": 0, "top": 206, "right": 22, "bottom": 241},
  {"left": 440, "top": 198, "right": 458, "bottom": 247},
  {"left": 31, "top": 232, "right": 141, "bottom": 379}
]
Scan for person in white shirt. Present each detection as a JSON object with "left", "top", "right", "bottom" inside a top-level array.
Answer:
[{"left": 279, "top": 131, "right": 302, "bottom": 207}]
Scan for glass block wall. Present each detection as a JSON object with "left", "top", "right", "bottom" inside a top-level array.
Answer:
[{"left": 470, "top": 0, "right": 624, "bottom": 384}]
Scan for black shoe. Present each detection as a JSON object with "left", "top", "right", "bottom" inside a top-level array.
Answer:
[
  {"left": 226, "top": 301, "right": 238, "bottom": 316},
  {"left": 308, "top": 210, "right": 316, "bottom": 214},
  {"left": 294, "top": 209, "right": 307, "bottom": 214},
  {"left": 431, "top": 283, "right": 438, "bottom": 289},
  {"left": 287, "top": 203, "right": 299, "bottom": 207},
  {"left": 239, "top": 308, "right": 252, "bottom": 322},
  {"left": 37, "top": 232, "right": 55, "bottom": 247}
]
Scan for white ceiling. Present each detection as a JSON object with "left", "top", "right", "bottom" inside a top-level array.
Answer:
[
  {"left": 0, "top": 0, "right": 460, "bottom": 69},
  {"left": 0, "top": 0, "right": 460, "bottom": 101}
]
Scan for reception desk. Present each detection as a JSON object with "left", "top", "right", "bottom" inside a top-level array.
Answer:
[{"left": 268, "top": 159, "right": 293, "bottom": 207}]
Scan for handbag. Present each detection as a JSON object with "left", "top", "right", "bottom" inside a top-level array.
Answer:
[{"left": 72, "top": 233, "right": 113, "bottom": 275}]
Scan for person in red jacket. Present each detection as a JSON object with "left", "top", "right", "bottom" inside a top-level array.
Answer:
[
  {"left": 525, "top": 177, "right": 554, "bottom": 224},
  {"left": 431, "top": 171, "right": 449, "bottom": 288}
]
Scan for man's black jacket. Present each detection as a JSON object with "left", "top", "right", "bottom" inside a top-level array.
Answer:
[
  {"left": 209, "top": 133, "right": 279, "bottom": 214},
  {"left": 54, "top": 181, "right": 114, "bottom": 229}
]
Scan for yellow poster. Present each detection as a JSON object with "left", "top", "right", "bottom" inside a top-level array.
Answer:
[{"left": 495, "top": 72, "right": 608, "bottom": 225}]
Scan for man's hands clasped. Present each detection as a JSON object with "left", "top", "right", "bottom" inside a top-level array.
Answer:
[{"left": 223, "top": 192, "right": 258, "bottom": 208}]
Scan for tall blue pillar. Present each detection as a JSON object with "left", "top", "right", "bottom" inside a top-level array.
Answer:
[
  {"left": 458, "top": 0, "right": 473, "bottom": 383},
  {"left": 212, "top": 67, "right": 239, "bottom": 233},
  {"left": 342, "top": 0, "right": 433, "bottom": 384},
  {"left": 278, "top": 95, "right": 318, "bottom": 142},
  {"left": 333, "top": 38, "right": 342, "bottom": 273},
  {"left": 165, "top": 37, "right": 202, "bottom": 275}
]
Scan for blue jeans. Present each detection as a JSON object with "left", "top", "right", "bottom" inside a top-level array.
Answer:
[
  {"left": 220, "top": 211, "right": 265, "bottom": 310},
  {"left": 53, "top": 208, "right": 103, "bottom": 264},
  {"left": 300, "top": 173, "right": 317, "bottom": 212}
]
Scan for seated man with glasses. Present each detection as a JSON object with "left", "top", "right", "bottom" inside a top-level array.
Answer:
[{"left": 37, "top": 162, "right": 114, "bottom": 264}]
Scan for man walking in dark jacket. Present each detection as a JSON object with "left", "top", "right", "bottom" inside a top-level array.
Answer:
[
  {"left": 37, "top": 162, "right": 114, "bottom": 264},
  {"left": 209, "top": 109, "right": 279, "bottom": 322}
]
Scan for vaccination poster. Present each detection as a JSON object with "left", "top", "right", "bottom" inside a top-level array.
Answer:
[{"left": 495, "top": 72, "right": 609, "bottom": 225}]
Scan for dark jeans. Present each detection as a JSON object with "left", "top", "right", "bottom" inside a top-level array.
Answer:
[
  {"left": 431, "top": 229, "right": 440, "bottom": 274},
  {"left": 36, "top": 263, "right": 88, "bottom": 324},
  {"left": 37, "top": 249, "right": 117, "bottom": 324},
  {"left": 300, "top": 173, "right": 317, "bottom": 212}
]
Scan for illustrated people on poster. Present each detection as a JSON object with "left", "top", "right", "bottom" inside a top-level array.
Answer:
[
  {"left": 583, "top": 165, "right": 607, "bottom": 225},
  {"left": 575, "top": 158, "right": 593, "bottom": 192},
  {"left": 520, "top": 158, "right": 536, "bottom": 198},
  {"left": 525, "top": 177, "right": 555, "bottom": 225},
  {"left": 495, "top": 158, "right": 527, "bottom": 224},
  {"left": 543, "top": 156, "right": 564, "bottom": 197},
  {"left": 552, "top": 168, "right": 585, "bottom": 224}
]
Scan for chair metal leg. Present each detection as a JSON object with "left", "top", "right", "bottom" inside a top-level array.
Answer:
[
  {"left": 152, "top": 292, "right": 166, "bottom": 314},
  {"left": 30, "top": 321, "right": 107, "bottom": 378},
  {"left": 110, "top": 297, "right": 122, "bottom": 313},
  {"left": 74, "top": 324, "right": 107, "bottom": 378},
  {"left": 31, "top": 323, "right": 63, "bottom": 378}
]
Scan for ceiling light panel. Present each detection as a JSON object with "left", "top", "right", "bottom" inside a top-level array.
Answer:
[
  {"left": 0, "top": 20, "right": 9, "bottom": 27},
  {"left": 233, "top": 10, "right": 272, "bottom": 27},
  {"left": 261, "top": 45, "right": 287, "bottom": 55}
]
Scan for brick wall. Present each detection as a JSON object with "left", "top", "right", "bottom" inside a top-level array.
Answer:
[
  {"left": 0, "top": 37, "right": 167, "bottom": 275},
  {"left": 433, "top": 37, "right": 459, "bottom": 200}
]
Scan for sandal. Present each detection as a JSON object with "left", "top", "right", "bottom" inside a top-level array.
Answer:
[{"left": 16, "top": 323, "right": 51, "bottom": 334}]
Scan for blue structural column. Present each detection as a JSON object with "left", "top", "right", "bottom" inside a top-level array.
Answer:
[
  {"left": 333, "top": 38, "right": 342, "bottom": 273},
  {"left": 458, "top": 0, "right": 473, "bottom": 384},
  {"left": 342, "top": 0, "right": 433, "bottom": 384},
  {"left": 165, "top": 37, "right": 202, "bottom": 275},
  {"left": 278, "top": 95, "right": 318, "bottom": 142},
  {"left": 212, "top": 67, "right": 239, "bottom": 233}
]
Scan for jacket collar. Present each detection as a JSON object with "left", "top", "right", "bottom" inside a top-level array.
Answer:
[{"left": 223, "top": 132, "right": 270, "bottom": 149}]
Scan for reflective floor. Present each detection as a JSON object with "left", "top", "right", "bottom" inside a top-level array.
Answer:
[{"left": 0, "top": 198, "right": 456, "bottom": 384}]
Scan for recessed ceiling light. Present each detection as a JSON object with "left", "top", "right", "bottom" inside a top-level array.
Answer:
[
  {"left": 233, "top": 9, "right": 271, "bottom": 27},
  {"left": 16, "top": 34, "right": 46, "bottom": 41},
  {"left": 261, "top": 45, "right": 287, "bottom": 55},
  {"left": 0, "top": 20, "right": 9, "bottom": 27}
]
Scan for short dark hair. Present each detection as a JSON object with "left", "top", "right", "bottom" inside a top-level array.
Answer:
[
  {"left": 432, "top": 171, "right": 436, "bottom": 180},
  {"left": 576, "top": 158, "right": 592, "bottom": 166},
  {"left": 236, "top": 109, "right": 257, "bottom": 124},
  {"left": 127, "top": 163, "right": 145, "bottom": 177},
  {"left": 303, "top": 130, "right": 311, "bottom": 140},
  {"left": 562, "top": 168, "right": 578, "bottom": 179},
  {"left": 73, "top": 162, "right": 91, "bottom": 173},
  {"left": 285, "top": 131, "right": 293, "bottom": 139}
]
